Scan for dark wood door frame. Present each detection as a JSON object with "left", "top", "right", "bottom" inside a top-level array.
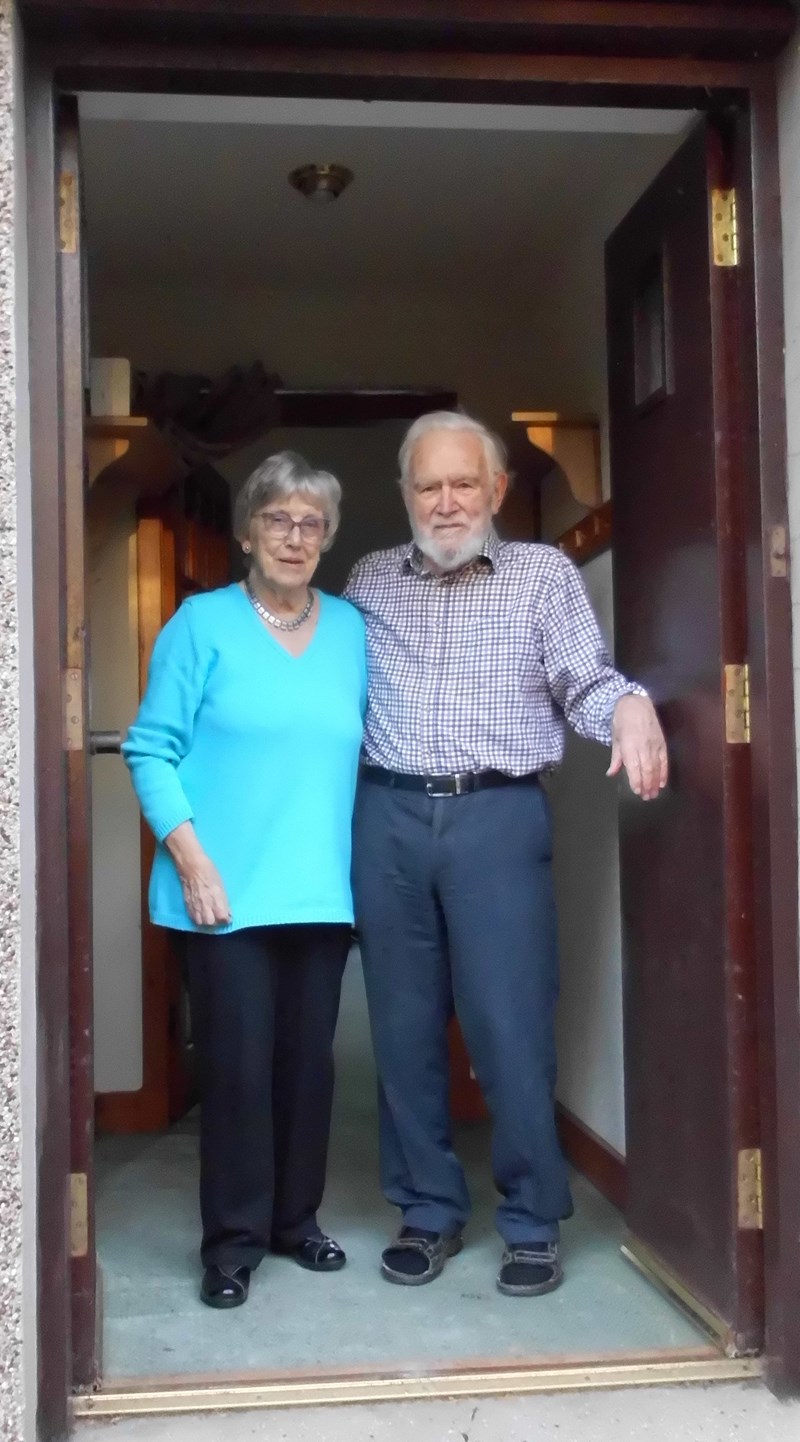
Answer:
[
  {"left": 21, "top": 8, "right": 799, "bottom": 1437},
  {"left": 740, "top": 80, "right": 800, "bottom": 1398},
  {"left": 59, "top": 92, "right": 100, "bottom": 1395},
  {"left": 16, "top": 0, "right": 798, "bottom": 60},
  {"left": 26, "top": 53, "right": 73, "bottom": 1442}
]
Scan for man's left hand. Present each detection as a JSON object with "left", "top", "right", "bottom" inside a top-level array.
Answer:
[{"left": 607, "top": 695, "right": 668, "bottom": 801}]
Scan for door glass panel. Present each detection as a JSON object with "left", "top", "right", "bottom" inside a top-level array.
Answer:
[{"left": 633, "top": 251, "right": 670, "bottom": 410}]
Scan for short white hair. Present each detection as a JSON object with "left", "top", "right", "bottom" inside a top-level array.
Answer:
[
  {"left": 398, "top": 410, "right": 508, "bottom": 490},
  {"left": 234, "top": 450, "right": 341, "bottom": 552}
]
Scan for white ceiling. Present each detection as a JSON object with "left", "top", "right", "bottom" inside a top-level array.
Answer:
[
  {"left": 79, "top": 96, "right": 693, "bottom": 295},
  {"left": 79, "top": 93, "right": 694, "bottom": 134}
]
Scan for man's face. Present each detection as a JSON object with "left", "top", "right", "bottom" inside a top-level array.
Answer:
[{"left": 405, "top": 429, "right": 508, "bottom": 571}]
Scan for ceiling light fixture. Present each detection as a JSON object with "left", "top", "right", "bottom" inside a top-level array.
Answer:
[{"left": 288, "top": 163, "right": 354, "bottom": 204}]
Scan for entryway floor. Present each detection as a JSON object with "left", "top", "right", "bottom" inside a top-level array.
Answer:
[{"left": 96, "top": 957, "right": 707, "bottom": 1381}]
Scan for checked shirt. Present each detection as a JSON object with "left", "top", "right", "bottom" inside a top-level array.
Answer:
[{"left": 343, "top": 531, "right": 644, "bottom": 777}]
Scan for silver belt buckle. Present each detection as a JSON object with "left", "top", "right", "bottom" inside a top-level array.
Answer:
[{"left": 425, "top": 773, "right": 467, "bottom": 798}]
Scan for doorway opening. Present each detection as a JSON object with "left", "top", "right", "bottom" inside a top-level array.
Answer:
[{"left": 73, "top": 90, "right": 760, "bottom": 1397}]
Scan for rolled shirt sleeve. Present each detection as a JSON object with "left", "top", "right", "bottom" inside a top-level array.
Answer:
[
  {"left": 122, "top": 601, "right": 207, "bottom": 842},
  {"left": 542, "top": 552, "right": 647, "bottom": 746}
]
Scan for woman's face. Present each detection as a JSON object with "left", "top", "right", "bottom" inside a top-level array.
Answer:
[{"left": 245, "top": 493, "right": 328, "bottom": 592}]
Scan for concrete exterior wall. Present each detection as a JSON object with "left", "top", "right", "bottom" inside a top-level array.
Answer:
[{"left": 0, "top": 4, "right": 35, "bottom": 1441}]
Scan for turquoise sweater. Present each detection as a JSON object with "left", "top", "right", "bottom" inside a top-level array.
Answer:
[{"left": 123, "top": 584, "right": 367, "bottom": 933}]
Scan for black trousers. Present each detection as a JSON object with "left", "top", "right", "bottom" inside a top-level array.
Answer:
[{"left": 186, "top": 924, "right": 350, "bottom": 1270}]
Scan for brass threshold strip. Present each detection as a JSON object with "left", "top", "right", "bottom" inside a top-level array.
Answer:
[
  {"left": 621, "top": 1238, "right": 744, "bottom": 1355},
  {"left": 73, "top": 1356, "right": 761, "bottom": 1419}
]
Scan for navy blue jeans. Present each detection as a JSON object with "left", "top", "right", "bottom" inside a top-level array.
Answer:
[{"left": 352, "top": 778, "right": 573, "bottom": 1245}]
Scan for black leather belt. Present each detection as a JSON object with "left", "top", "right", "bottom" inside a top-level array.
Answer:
[{"left": 360, "top": 765, "right": 539, "bottom": 798}]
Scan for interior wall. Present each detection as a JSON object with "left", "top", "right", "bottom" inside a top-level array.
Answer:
[
  {"left": 539, "top": 468, "right": 592, "bottom": 541},
  {"left": 88, "top": 491, "right": 143, "bottom": 1092},
  {"left": 90, "top": 280, "right": 583, "bottom": 439},
  {"left": 549, "top": 551, "right": 625, "bottom": 1156}
]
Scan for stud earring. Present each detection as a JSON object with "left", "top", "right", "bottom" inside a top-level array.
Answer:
[{"left": 243, "top": 543, "right": 251, "bottom": 553}]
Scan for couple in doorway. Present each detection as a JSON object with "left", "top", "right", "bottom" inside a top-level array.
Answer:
[{"left": 123, "top": 409, "right": 667, "bottom": 1311}]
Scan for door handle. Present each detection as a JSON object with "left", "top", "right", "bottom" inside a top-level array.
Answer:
[{"left": 89, "top": 730, "right": 122, "bottom": 755}]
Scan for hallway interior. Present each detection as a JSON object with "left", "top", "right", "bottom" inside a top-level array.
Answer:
[{"left": 96, "top": 952, "right": 707, "bottom": 1381}]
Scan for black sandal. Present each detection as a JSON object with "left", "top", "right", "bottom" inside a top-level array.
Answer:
[
  {"left": 496, "top": 1241, "right": 563, "bottom": 1297},
  {"left": 380, "top": 1227, "right": 463, "bottom": 1286}
]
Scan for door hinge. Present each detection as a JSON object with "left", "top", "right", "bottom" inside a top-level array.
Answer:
[
  {"left": 70, "top": 1172, "right": 89, "bottom": 1257},
  {"left": 63, "top": 668, "right": 84, "bottom": 751},
  {"left": 770, "top": 524, "right": 788, "bottom": 578},
  {"left": 712, "top": 188, "right": 739, "bottom": 268},
  {"left": 59, "top": 170, "right": 78, "bottom": 255},
  {"left": 737, "top": 1148, "right": 763, "bottom": 1230},
  {"left": 724, "top": 663, "right": 751, "bottom": 745}
]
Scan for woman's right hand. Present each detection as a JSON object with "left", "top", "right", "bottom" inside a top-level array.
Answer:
[{"left": 165, "top": 821, "right": 232, "bottom": 928}]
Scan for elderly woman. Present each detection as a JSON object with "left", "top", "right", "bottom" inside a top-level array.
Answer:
[{"left": 123, "top": 451, "right": 366, "bottom": 1310}]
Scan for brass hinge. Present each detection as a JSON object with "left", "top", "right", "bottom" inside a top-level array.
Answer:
[
  {"left": 59, "top": 171, "right": 78, "bottom": 255},
  {"left": 737, "top": 1148, "right": 763, "bottom": 1230},
  {"left": 70, "top": 1172, "right": 89, "bottom": 1257},
  {"left": 770, "top": 524, "right": 788, "bottom": 578},
  {"left": 712, "top": 188, "right": 739, "bottom": 268},
  {"left": 724, "top": 663, "right": 751, "bottom": 745},
  {"left": 63, "top": 667, "right": 84, "bottom": 751}
]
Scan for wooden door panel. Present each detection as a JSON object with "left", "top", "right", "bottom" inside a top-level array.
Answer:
[
  {"left": 93, "top": 465, "right": 231, "bottom": 1135},
  {"left": 607, "top": 121, "right": 761, "bottom": 1349},
  {"left": 59, "top": 96, "right": 99, "bottom": 1390},
  {"left": 130, "top": 476, "right": 231, "bottom": 1130}
]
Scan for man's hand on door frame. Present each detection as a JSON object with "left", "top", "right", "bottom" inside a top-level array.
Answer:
[{"left": 608, "top": 694, "right": 669, "bottom": 801}]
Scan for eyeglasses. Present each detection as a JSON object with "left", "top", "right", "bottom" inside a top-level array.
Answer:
[{"left": 254, "top": 510, "right": 328, "bottom": 543}]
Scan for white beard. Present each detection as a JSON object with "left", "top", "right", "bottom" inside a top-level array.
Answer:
[{"left": 412, "top": 525, "right": 489, "bottom": 573}]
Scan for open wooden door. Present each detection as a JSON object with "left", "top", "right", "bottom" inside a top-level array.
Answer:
[
  {"left": 607, "top": 121, "right": 762, "bottom": 1353},
  {"left": 92, "top": 463, "right": 232, "bottom": 1137},
  {"left": 58, "top": 96, "right": 99, "bottom": 1389},
  {"left": 133, "top": 469, "right": 232, "bottom": 1129}
]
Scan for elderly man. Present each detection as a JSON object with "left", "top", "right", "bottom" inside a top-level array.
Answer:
[{"left": 344, "top": 411, "right": 667, "bottom": 1298}]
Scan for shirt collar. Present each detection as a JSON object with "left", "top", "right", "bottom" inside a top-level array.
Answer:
[{"left": 401, "top": 530, "right": 502, "bottom": 577}]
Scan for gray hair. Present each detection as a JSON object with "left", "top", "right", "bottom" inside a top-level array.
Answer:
[
  {"left": 234, "top": 450, "right": 341, "bottom": 552},
  {"left": 398, "top": 410, "right": 508, "bottom": 490}
]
